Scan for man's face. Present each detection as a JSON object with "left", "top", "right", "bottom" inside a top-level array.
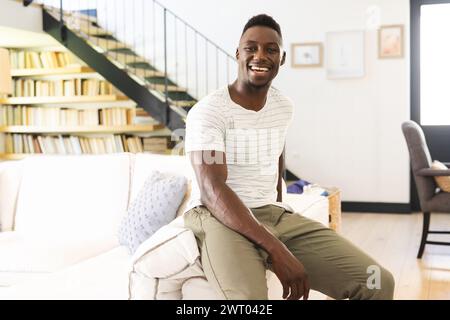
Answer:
[{"left": 236, "top": 26, "right": 286, "bottom": 88}]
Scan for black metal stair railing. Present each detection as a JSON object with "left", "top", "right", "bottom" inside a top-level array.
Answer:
[{"left": 32, "top": 0, "right": 236, "bottom": 127}]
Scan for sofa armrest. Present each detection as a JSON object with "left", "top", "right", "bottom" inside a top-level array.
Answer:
[
  {"left": 129, "top": 217, "right": 205, "bottom": 299},
  {"left": 0, "top": 161, "right": 24, "bottom": 232}
]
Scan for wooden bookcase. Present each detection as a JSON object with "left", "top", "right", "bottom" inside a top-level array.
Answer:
[{"left": 0, "top": 47, "right": 170, "bottom": 159}]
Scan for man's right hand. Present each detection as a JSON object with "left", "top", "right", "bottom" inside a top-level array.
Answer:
[{"left": 269, "top": 246, "right": 310, "bottom": 300}]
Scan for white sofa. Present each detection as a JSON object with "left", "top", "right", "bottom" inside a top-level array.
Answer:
[{"left": 0, "top": 153, "right": 330, "bottom": 300}]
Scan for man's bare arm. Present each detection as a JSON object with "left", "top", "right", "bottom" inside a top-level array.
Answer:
[
  {"left": 190, "top": 150, "right": 309, "bottom": 300},
  {"left": 277, "top": 151, "right": 284, "bottom": 202}
]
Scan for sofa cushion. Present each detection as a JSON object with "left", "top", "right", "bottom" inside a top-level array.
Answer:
[
  {"left": 181, "top": 277, "right": 221, "bottom": 300},
  {"left": 0, "top": 231, "right": 118, "bottom": 282},
  {"left": 0, "top": 161, "right": 24, "bottom": 231},
  {"left": 131, "top": 154, "right": 194, "bottom": 204},
  {"left": 118, "top": 171, "right": 187, "bottom": 254},
  {"left": 14, "top": 154, "right": 131, "bottom": 243},
  {"left": 0, "top": 246, "right": 130, "bottom": 300}
]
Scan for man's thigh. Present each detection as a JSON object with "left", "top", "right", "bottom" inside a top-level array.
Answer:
[
  {"left": 275, "top": 212, "right": 394, "bottom": 300},
  {"left": 184, "top": 206, "right": 268, "bottom": 300}
]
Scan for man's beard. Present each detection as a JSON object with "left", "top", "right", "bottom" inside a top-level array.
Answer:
[{"left": 247, "top": 78, "right": 271, "bottom": 90}]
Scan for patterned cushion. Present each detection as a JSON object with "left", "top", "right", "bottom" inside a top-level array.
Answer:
[{"left": 118, "top": 171, "right": 187, "bottom": 254}]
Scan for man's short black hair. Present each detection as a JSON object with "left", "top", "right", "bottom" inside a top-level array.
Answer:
[{"left": 241, "top": 14, "right": 282, "bottom": 40}]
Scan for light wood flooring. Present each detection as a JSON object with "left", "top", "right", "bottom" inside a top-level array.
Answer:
[{"left": 341, "top": 212, "right": 450, "bottom": 300}]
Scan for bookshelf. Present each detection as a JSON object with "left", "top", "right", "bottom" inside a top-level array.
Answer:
[
  {"left": 0, "top": 153, "right": 30, "bottom": 160},
  {"left": 2, "top": 95, "right": 128, "bottom": 105},
  {"left": 0, "top": 47, "right": 171, "bottom": 159},
  {"left": 11, "top": 66, "right": 93, "bottom": 77},
  {"left": 0, "top": 124, "right": 163, "bottom": 134}
]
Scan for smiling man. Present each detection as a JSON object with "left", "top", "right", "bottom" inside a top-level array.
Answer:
[{"left": 183, "top": 14, "right": 394, "bottom": 300}]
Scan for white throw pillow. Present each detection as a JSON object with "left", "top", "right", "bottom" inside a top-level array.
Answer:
[{"left": 118, "top": 171, "right": 187, "bottom": 254}]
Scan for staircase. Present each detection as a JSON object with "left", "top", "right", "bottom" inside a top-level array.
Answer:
[{"left": 37, "top": 1, "right": 236, "bottom": 132}]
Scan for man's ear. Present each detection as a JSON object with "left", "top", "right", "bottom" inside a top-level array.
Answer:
[
  {"left": 235, "top": 48, "right": 239, "bottom": 60},
  {"left": 280, "top": 51, "right": 286, "bottom": 66}
]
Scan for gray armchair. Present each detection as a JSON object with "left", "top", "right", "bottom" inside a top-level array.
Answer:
[{"left": 401, "top": 120, "right": 450, "bottom": 258}]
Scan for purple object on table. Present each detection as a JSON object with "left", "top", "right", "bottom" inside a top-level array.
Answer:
[{"left": 287, "top": 179, "right": 311, "bottom": 194}]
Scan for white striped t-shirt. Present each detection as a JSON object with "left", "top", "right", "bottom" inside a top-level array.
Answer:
[{"left": 184, "top": 86, "right": 294, "bottom": 210}]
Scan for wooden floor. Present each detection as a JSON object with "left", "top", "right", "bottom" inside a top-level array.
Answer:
[{"left": 341, "top": 212, "right": 450, "bottom": 300}]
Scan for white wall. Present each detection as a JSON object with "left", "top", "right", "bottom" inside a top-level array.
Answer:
[
  {"left": 1, "top": 0, "right": 411, "bottom": 203},
  {"left": 157, "top": 0, "right": 411, "bottom": 203},
  {"left": 0, "top": 0, "right": 43, "bottom": 34},
  {"left": 0, "top": 1, "right": 60, "bottom": 48}
]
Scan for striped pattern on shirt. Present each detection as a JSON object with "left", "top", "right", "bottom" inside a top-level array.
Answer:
[{"left": 185, "top": 86, "right": 293, "bottom": 209}]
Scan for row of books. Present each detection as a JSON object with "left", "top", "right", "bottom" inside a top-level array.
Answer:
[
  {"left": 13, "top": 78, "right": 114, "bottom": 97},
  {"left": 9, "top": 50, "right": 75, "bottom": 69},
  {"left": 4, "top": 134, "right": 171, "bottom": 155},
  {"left": 0, "top": 105, "right": 137, "bottom": 126}
]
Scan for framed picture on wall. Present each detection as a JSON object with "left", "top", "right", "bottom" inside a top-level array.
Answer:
[
  {"left": 325, "top": 30, "right": 365, "bottom": 79},
  {"left": 291, "top": 42, "right": 323, "bottom": 68},
  {"left": 378, "top": 25, "right": 404, "bottom": 59}
]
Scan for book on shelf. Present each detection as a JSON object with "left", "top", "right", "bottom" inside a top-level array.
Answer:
[
  {"left": 99, "top": 108, "right": 135, "bottom": 126},
  {"left": 9, "top": 50, "right": 76, "bottom": 69},
  {"left": 0, "top": 105, "right": 138, "bottom": 126},
  {"left": 142, "top": 136, "right": 169, "bottom": 153},
  {"left": 3, "top": 133, "right": 171, "bottom": 156},
  {"left": 0, "top": 48, "right": 12, "bottom": 96},
  {"left": 12, "top": 78, "right": 114, "bottom": 97}
]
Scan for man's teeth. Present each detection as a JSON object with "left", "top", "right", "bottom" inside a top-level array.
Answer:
[{"left": 250, "top": 66, "right": 269, "bottom": 72}]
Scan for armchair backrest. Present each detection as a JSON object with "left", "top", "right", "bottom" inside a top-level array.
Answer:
[{"left": 401, "top": 120, "right": 436, "bottom": 208}]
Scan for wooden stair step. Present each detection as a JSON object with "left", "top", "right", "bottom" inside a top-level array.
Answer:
[
  {"left": 146, "top": 83, "right": 187, "bottom": 93},
  {"left": 145, "top": 76, "right": 184, "bottom": 92},
  {"left": 165, "top": 91, "right": 195, "bottom": 101},
  {"left": 170, "top": 100, "right": 197, "bottom": 108},
  {"left": 127, "top": 62, "right": 156, "bottom": 70},
  {"left": 107, "top": 48, "right": 138, "bottom": 55},
  {"left": 87, "top": 36, "right": 131, "bottom": 53},
  {"left": 145, "top": 76, "right": 176, "bottom": 86},
  {"left": 133, "top": 68, "right": 165, "bottom": 78},
  {"left": 106, "top": 52, "right": 146, "bottom": 65},
  {"left": 67, "top": 19, "right": 112, "bottom": 37},
  {"left": 47, "top": 8, "right": 98, "bottom": 24}
]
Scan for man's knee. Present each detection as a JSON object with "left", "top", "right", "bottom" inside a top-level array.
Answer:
[
  {"left": 350, "top": 267, "right": 395, "bottom": 300},
  {"left": 375, "top": 268, "right": 395, "bottom": 300}
]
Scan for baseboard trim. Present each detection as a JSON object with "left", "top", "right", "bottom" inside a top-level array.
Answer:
[{"left": 342, "top": 202, "right": 411, "bottom": 213}]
